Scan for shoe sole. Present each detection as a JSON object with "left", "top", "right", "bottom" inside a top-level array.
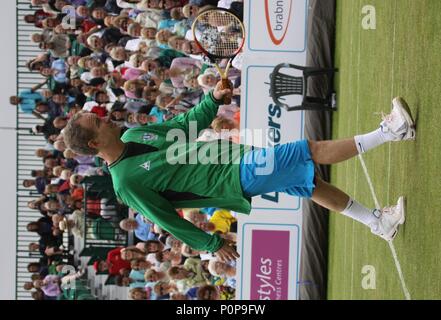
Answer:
[
  {"left": 393, "top": 97, "right": 416, "bottom": 140},
  {"left": 388, "top": 196, "right": 406, "bottom": 241}
]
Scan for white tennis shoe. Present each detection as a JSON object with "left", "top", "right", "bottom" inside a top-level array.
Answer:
[
  {"left": 371, "top": 197, "right": 406, "bottom": 241},
  {"left": 380, "top": 97, "right": 416, "bottom": 141}
]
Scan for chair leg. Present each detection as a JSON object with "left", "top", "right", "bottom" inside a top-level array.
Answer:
[{"left": 305, "top": 96, "right": 329, "bottom": 105}]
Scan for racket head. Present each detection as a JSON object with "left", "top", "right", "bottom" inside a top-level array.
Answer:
[{"left": 191, "top": 8, "right": 245, "bottom": 61}]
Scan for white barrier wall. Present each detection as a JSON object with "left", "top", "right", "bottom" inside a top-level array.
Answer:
[{"left": 236, "top": 0, "right": 310, "bottom": 300}]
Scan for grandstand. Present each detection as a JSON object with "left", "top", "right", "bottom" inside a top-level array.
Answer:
[{"left": 11, "top": 0, "right": 242, "bottom": 301}]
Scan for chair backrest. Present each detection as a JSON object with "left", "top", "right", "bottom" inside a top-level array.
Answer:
[{"left": 269, "top": 64, "right": 305, "bottom": 108}]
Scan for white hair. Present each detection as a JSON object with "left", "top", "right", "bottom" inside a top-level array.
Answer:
[
  {"left": 60, "top": 169, "right": 72, "bottom": 181},
  {"left": 119, "top": 218, "right": 136, "bottom": 231},
  {"left": 207, "top": 258, "right": 223, "bottom": 277}
]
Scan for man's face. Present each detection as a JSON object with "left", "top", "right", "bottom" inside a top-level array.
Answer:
[
  {"left": 54, "top": 117, "right": 67, "bottom": 129},
  {"left": 142, "top": 60, "right": 158, "bottom": 73},
  {"left": 44, "top": 158, "right": 58, "bottom": 168},
  {"left": 46, "top": 184, "right": 59, "bottom": 194},
  {"left": 121, "top": 250, "right": 134, "bottom": 260},
  {"left": 204, "top": 74, "right": 217, "bottom": 87},
  {"left": 175, "top": 268, "right": 188, "bottom": 280},
  {"left": 47, "top": 18, "right": 58, "bottom": 28},
  {"left": 157, "top": 30, "right": 172, "bottom": 43},
  {"left": 41, "top": 89, "right": 53, "bottom": 99},
  {"left": 147, "top": 0, "right": 161, "bottom": 8},
  {"left": 67, "top": 56, "right": 80, "bottom": 66},
  {"left": 186, "top": 77, "right": 199, "bottom": 89},
  {"left": 201, "top": 260, "right": 209, "bottom": 272},
  {"left": 29, "top": 265, "right": 39, "bottom": 273},
  {"left": 76, "top": 6, "right": 89, "bottom": 17},
  {"left": 28, "top": 201, "right": 37, "bottom": 209},
  {"left": 147, "top": 243, "right": 159, "bottom": 252},
  {"left": 44, "top": 200, "right": 60, "bottom": 211},
  {"left": 70, "top": 78, "right": 83, "bottom": 87},
  {"left": 53, "top": 94, "right": 66, "bottom": 105},
  {"left": 23, "top": 180, "right": 35, "bottom": 188},
  {"left": 142, "top": 28, "right": 156, "bottom": 40},
  {"left": 76, "top": 112, "right": 121, "bottom": 152},
  {"left": 134, "top": 113, "right": 150, "bottom": 125},
  {"left": 146, "top": 272, "right": 158, "bottom": 282},
  {"left": 171, "top": 240, "right": 182, "bottom": 251},
  {"left": 91, "top": 37, "right": 104, "bottom": 49},
  {"left": 170, "top": 7, "right": 183, "bottom": 19},
  {"left": 198, "top": 222, "right": 215, "bottom": 232},
  {"left": 214, "top": 261, "right": 227, "bottom": 275},
  {"left": 172, "top": 38, "right": 186, "bottom": 51},
  {"left": 91, "top": 67, "right": 107, "bottom": 78},
  {"left": 126, "top": 113, "right": 136, "bottom": 124},
  {"left": 36, "top": 103, "right": 49, "bottom": 113},
  {"left": 34, "top": 170, "right": 45, "bottom": 177},
  {"left": 155, "top": 283, "right": 169, "bottom": 296},
  {"left": 99, "top": 261, "right": 108, "bottom": 272},
  {"left": 73, "top": 175, "right": 83, "bottom": 184},
  {"left": 125, "top": 219, "right": 138, "bottom": 229},
  {"left": 130, "top": 23, "right": 141, "bottom": 37},
  {"left": 10, "top": 96, "right": 21, "bottom": 105},
  {"left": 186, "top": 5, "right": 199, "bottom": 18},
  {"left": 115, "top": 49, "right": 127, "bottom": 61},
  {"left": 41, "top": 68, "right": 53, "bottom": 77},
  {"left": 32, "top": 0, "right": 48, "bottom": 5},
  {"left": 171, "top": 293, "right": 188, "bottom": 300},
  {"left": 92, "top": 8, "right": 106, "bottom": 20},
  {"left": 133, "top": 291, "right": 145, "bottom": 300},
  {"left": 54, "top": 0, "right": 67, "bottom": 11},
  {"left": 33, "top": 280, "right": 44, "bottom": 289},
  {"left": 164, "top": 0, "right": 177, "bottom": 9},
  {"left": 96, "top": 92, "right": 109, "bottom": 103},
  {"left": 189, "top": 41, "right": 202, "bottom": 54},
  {"left": 201, "top": 286, "right": 219, "bottom": 300},
  {"left": 32, "top": 34, "right": 43, "bottom": 43},
  {"left": 87, "top": 59, "right": 102, "bottom": 69},
  {"left": 122, "top": 277, "right": 131, "bottom": 286}
]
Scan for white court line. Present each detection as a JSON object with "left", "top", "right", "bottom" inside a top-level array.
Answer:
[
  {"left": 387, "top": 0, "right": 398, "bottom": 205},
  {"left": 351, "top": 0, "right": 363, "bottom": 298},
  {"left": 358, "top": 154, "right": 412, "bottom": 300}
]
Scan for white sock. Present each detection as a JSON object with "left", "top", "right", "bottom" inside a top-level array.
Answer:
[
  {"left": 341, "top": 198, "right": 381, "bottom": 227},
  {"left": 354, "top": 128, "right": 390, "bottom": 154}
]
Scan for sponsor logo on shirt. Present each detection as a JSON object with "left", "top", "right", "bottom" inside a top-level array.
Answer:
[
  {"left": 140, "top": 161, "right": 151, "bottom": 171},
  {"left": 142, "top": 133, "right": 158, "bottom": 141}
]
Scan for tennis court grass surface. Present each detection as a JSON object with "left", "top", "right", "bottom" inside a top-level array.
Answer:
[{"left": 328, "top": 0, "right": 441, "bottom": 299}]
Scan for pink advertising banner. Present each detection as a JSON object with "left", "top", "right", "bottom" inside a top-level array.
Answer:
[{"left": 250, "top": 230, "right": 290, "bottom": 300}]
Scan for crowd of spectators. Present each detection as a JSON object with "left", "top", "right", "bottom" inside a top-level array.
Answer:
[{"left": 14, "top": 0, "right": 243, "bottom": 300}]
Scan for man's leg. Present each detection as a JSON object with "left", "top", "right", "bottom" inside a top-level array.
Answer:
[
  {"left": 308, "top": 97, "right": 415, "bottom": 165},
  {"left": 311, "top": 177, "right": 380, "bottom": 227},
  {"left": 311, "top": 177, "right": 406, "bottom": 241}
]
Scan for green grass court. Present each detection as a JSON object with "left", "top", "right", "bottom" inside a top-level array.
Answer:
[{"left": 328, "top": 0, "right": 441, "bottom": 299}]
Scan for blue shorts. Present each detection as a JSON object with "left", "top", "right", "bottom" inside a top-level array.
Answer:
[{"left": 239, "top": 140, "right": 316, "bottom": 198}]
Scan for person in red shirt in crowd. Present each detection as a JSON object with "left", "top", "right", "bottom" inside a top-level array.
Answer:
[
  {"left": 24, "top": 10, "right": 54, "bottom": 28},
  {"left": 93, "top": 247, "right": 131, "bottom": 276}
]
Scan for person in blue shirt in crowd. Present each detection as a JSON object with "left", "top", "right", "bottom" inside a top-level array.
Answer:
[
  {"left": 9, "top": 80, "right": 47, "bottom": 114},
  {"left": 119, "top": 215, "right": 158, "bottom": 241}
]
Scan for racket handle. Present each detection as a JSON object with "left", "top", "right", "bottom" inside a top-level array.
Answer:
[{"left": 221, "top": 78, "right": 232, "bottom": 105}]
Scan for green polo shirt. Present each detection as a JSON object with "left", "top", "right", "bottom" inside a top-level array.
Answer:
[{"left": 109, "top": 92, "right": 251, "bottom": 252}]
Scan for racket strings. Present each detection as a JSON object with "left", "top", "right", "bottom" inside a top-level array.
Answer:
[{"left": 194, "top": 11, "right": 243, "bottom": 57}]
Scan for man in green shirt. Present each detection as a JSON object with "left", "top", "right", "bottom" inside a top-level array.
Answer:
[{"left": 63, "top": 80, "right": 415, "bottom": 261}]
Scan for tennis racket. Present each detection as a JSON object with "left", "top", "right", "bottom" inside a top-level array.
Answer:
[{"left": 192, "top": 8, "right": 245, "bottom": 104}]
